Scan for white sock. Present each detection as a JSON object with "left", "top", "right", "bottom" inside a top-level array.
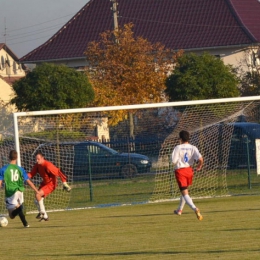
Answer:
[
  {"left": 178, "top": 196, "right": 186, "bottom": 211},
  {"left": 183, "top": 194, "right": 196, "bottom": 211},
  {"left": 38, "top": 198, "right": 48, "bottom": 218}
]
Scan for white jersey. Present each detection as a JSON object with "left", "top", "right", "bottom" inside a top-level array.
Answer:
[{"left": 172, "top": 143, "right": 202, "bottom": 169}]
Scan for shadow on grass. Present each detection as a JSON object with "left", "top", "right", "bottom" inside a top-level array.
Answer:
[
  {"left": 100, "top": 212, "right": 174, "bottom": 218},
  {"left": 31, "top": 247, "right": 260, "bottom": 258},
  {"left": 101, "top": 206, "right": 260, "bottom": 218}
]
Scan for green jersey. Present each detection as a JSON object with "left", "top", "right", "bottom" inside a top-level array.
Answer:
[{"left": 0, "top": 164, "right": 29, "bottom": 197}]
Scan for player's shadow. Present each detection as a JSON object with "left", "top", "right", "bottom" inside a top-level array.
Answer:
[
  {"left": 100, "top": 212, "right": 174, "bottom": 218},
  {"left": 32, "top": 247, "right": 260, "bottom": 258}
]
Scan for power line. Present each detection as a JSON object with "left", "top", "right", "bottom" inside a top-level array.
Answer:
[
  {"left": 4, "top": 23, "right": 66, "bottom": 42},
  {"left": 0, "top": 13, "right": 75, "bottom": 35},
  {"left": 7, "top": 35, "right": 56, "bottom": 46},
  {"left": 0, "top": 14, "right": 76, "bottom": 49}
]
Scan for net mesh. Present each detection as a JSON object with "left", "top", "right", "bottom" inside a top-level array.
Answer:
[{"left": 1, "top": 98, "right": 260, "bottom": 214}]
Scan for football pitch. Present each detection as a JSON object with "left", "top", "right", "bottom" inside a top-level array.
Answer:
[{"left": 1, "top": 195, "right": 260, "bottom": 260}]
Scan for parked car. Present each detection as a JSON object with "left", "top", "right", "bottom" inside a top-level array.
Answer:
[
  {"left": 228, "top": 122, "right": 260, "bottom": 169},
  {"left": 32, "top": 141, "right": 152, "bottom": 180},
  {"left": 191, "top": 122, "right": 260, "bottom": 170}
]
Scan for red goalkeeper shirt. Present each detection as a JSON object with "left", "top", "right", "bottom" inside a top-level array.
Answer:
[{"left": 28, "top": 160, "right": 67, "bottom": 187}]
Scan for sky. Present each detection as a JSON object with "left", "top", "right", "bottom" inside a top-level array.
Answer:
[{"left": 0, "top": 0, "right": 90, "bottom": 58}]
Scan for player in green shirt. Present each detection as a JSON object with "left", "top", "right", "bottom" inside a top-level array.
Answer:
[{"left": 0, "top": 150, "right": 39, "bottom": 227}]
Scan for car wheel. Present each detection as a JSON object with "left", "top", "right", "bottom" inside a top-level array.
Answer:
[{"left": 121, "top": 164, "right": 137, "bottom": 179}]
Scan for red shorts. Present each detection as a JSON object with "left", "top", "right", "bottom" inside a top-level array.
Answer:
[
  {"left": 39, "top": 182, "right": 56, "bottom": 197},
  {"left": 175, "top": 167, "right": 194, "bottom": 189}
]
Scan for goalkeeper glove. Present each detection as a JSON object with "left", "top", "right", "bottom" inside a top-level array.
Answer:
[{"left": 63, "top": 182, "right": 72, "bottom": 192}]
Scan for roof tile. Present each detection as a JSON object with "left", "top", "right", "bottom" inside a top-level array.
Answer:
[{"left": 20, "top": 0, "right": 260, "bottom": 63}]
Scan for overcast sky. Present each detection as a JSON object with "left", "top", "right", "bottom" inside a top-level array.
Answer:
[{"left": 0, "top": 0, "right": 90, "bottom": 58}]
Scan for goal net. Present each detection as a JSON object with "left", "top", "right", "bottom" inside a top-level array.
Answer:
[{"left": 1, "top": 96, "right": 260, "bottom": 214}]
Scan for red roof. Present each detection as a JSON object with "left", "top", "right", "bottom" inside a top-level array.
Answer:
[
  {"left": 20, "top": 0, "right": 260, "bottom": 63},
  {"left": 228, "top": 0, "right": 260, "bottom": 42},
  {"left": 0, "top": 75, "right": 24, "bottom": 86}
]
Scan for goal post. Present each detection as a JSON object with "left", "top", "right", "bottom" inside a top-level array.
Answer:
[{"left": 1, "top": 96, "right": 260, "bottom": 214}]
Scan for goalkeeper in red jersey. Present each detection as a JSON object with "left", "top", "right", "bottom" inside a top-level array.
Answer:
[
  {"left": 172, "top": 130, "right": 204, "bottom": 220},
  {"left": 28, "top": 151, "right": 72, "bottom": 221}
]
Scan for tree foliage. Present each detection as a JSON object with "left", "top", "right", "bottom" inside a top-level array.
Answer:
[
  {"left": 240, "top": 71, "right": 260, "bottom": 96},
  {"left": 238, "top": 48, "right": 260, "bottom": 96},
  {"left": 10, "top": 63, "right": 94, "bottom": 111},
  {"left": 0, "top": 99, "right": 13, "bottom": 132},
  {"left": 84, "top": 23, "right": 182, "bottom": 125},
  {"left": 165, "top": 52, "right": 240, "bottom": 101}
]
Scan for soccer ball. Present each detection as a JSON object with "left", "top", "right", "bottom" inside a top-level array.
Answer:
[{"left": 0, "top": 217, "right": 8, "bottom": 227}]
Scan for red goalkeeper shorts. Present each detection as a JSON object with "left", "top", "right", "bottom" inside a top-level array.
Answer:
[
  {"left": 39, "top": 182, "right": 56, "bottom": 197},
  {"left": 174, "top": 167, "right": 194, "bottom": 189}
]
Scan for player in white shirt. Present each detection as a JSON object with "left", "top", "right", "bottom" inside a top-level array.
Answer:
[{"left": 171, "top": 130, "right": 203, "bottom": 220}]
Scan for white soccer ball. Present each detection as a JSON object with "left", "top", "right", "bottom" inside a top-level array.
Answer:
[{"left": 0, "top": 217, "right": 8, "bottom": 227}]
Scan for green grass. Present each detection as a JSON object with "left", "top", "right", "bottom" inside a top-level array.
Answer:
[
  {"left": 6, "top": 169, "right": 260, "bottom": 215},
  {"left": 1, "top": 195, "right": 260, "bottom": 259},
  {"left": 18, "top": 170, "right": 260, "bottom": 212},
  {"left": 68, "top": 169, "right": 260, "bottom": 208}
]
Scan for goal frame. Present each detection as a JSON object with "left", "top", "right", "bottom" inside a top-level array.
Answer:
[{"left": 13, "top": 95, "right": 260, "bottom": 166}]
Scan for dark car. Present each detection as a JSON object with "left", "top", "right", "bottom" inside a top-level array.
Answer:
[
  {"left": 33, "top": 141, "right": 152, "bottom": 180},
  {"left": 228, "top": 122, "right": 260, "bottom": 169},
  {"left": 191, "top": 122, "right": 260, "bottom": 170}
]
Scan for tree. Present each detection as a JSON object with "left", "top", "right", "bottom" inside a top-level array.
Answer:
[
  {"left": 10, "top": 63, "right": 95, "bottom": 168},
  {"left": 240, "top": 71, "right": 260, "bottom": 96},
  {"left": 165, "top": 52, "right": 240, "bottom": 101},
  {"left": 238, "top": 48, "right": 260, "bottom": 96},
  {"left": 84, "top": 23, "right": 182, "bottom": 136},
  {"left": 0, "top": 99, "right": 13, "bottom": 132},
  {"left": 10, "top": 63, "right": 94, "bottom": 111}
]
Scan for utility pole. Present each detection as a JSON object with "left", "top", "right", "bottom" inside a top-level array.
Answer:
[
  {"left": 4, "top": 17, "right": 11, "bottom": 77},
  {"left": 111, "top": 0, "right": 119, "bottom": 44},
  {"left": 111, "top": 0, "right": 119, "bottom": 32},
  {"left": 4, "top": 17, "right": 7, "bottom": 45}
]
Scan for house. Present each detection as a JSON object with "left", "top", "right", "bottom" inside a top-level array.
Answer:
[
  {"left": 0, "top": 43, "right": 27, "bottom": 133},
  {"left": 20, "top": 0, "right": 260, "bottom": 71},
  {"left": 0, "top": 43, "right": 26, "bottom": 103}
]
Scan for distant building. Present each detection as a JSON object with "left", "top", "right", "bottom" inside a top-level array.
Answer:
[
  {"left": 0, "top": 43, "right": 27, "bottom": 133},
  {"left": 0, "top": 43, "right": 26, "bottom": 104},
  {"left": 20, "top": 0, "right": 260, "bottom": 71}
]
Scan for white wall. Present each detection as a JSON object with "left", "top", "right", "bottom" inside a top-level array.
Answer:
[
  {"left": 0, "top": 79, "right": 14, "bottom": 103},
  {"left": 190, "top": 46, "right": 260, "bottom": 73}
]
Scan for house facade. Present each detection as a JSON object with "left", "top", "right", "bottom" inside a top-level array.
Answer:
[
  {"left": 20, "top": 0, "right": 260, "bottom": 71},
  {"left": 0, "top": 43, "right": 26, "bottom": 103},
  {"left": 0, "top": 43, "right": 26, "bottom": 133}
]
